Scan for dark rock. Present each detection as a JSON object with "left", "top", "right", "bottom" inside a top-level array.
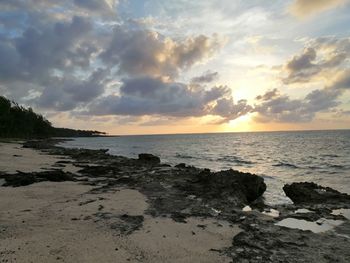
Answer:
[
  {"left": 23, "top": 139, "right": 69, "bottom": 149},
  {"left": 175, "top": 163, "right": 187, "bottom": 168},
  {"left": 283, "top": 182, "right": 350, "bottom": 206},
  {"left": 138, "top": 153, "right": 160, "bottom": 165},
  {"left": 170, "top": 212, "right": 187, "bottom": 223},
  {"left": 225, "top": 218, "right": 350, "bottom": 263},
  {"left": 0, "top": 170, "right": 74, "bottom": 187},
  {"left": 178, "top": 169, "right": 266, "bottom": 206}
]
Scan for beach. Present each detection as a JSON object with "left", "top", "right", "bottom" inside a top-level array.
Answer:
[
  {"left": 1, "top": 140, "right": 350, "bottom": 263},
  {"left": 0, "top": 142, "right": 240, "bottom": 263}
]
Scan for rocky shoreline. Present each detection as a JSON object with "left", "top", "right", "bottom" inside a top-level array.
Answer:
[{"left": 1, "top": 139, "right": 350, "bottom": 262}]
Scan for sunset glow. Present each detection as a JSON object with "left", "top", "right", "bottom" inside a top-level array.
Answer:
[{"left": 1, "top": 0, "right": 349, "bottom": 135}]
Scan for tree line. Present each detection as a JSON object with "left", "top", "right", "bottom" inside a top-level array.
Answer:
[{"left": 0, "top": 96, "right": 106, "bottom": 138}]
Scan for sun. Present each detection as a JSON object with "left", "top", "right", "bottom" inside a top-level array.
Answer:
[{"left": 226, "top": 113, "right": 254, "bottom": 132}]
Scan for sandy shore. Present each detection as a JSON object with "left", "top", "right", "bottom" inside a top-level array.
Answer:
[
  {"left": 0, "top": 142, "right": 79, "bottom": 174},
  {"left": 2, "top": 141, "right": 350, "bottom": 263},
  {"left": 0, "top": 142, "right": 240, "bottom": 262}
]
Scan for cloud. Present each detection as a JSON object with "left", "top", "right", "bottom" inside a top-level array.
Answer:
[
  {"left": 37, "top": 68, "right": 110, "bottom": 111},
  {"left": 254, "top": 67, "right": 350, "bottom": 123},
  {"left": 286, "top": 47, "right": 316, "bottom": 72},
  {"left": 331, "top": 69, "right": 350, "bottom": 90},
  {"left": 255, "top": 88, "right": 279, "bottom": 101},
  {"left": 1, "top": 0, "right": 348, "bottom": 129},
  {"left": 282, "top": 37, "right": 350, "bottom": 84},
  {"left": 191, "top": 71, "right": 219, "bottom": 83},
  {"left": 253, "top": 88, "right": 341, "bottom": 123},
  {"left": 289, "top": 0, "right": 346, "bottom": 18},
  {"left": 88, "top": 76, "right": 249, "bottom": 121},
  {"left": 211, "top": 98, "right": 252, "bottom": 124},
  {"left": 0, "top": 15, "right": 95, "bottom": 84},
  {"left": 0, "top": 12, "right": 104, "bottom": 109},
  {"left": 0, "top": 0, "right": 227, "bottom": 119},
  {"left": 100, "top": 25, "right": 225, "bottom": 79},
  {"left": 0, "top": 0, "right": 118, "bottom": 19},
  {"left": 73, "top": 0, "right": 118, "bottom": 15}
]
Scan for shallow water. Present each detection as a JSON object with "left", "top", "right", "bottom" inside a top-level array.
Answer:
[
  {"left": 61, "top": 130, "right": 350, "bottom": 205},
  {"left": 275, "top": 218, "right": 344, "bottom": 233},
  {"left": 332, "top": 209, "right": 350, "bottom": 220}
]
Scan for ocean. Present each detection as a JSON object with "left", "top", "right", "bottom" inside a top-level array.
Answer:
[{"left": 60, "top": 130, "right": 350, "bottom": 205}]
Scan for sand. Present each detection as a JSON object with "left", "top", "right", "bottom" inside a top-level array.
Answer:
[
  {"left": 0, "top": 142, "right": 241, "bottom": 262},
  {"left": 0, "top": 142, "right": 79, "bottom": 174}
]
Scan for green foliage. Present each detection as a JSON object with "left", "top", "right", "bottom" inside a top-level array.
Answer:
[{"left": 0, "top": 96, "right": 106, "bottom": 138}]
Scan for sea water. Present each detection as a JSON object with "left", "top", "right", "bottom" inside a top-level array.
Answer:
[{"left": 60, "top": 130, "right": 350, "bottom": 205}]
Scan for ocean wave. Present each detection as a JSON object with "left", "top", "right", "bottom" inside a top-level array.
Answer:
[
  {"left": 328, "top": 164, "right": 346, "bottom": 169},
  {"left": 320, "top": 154, "right": 340, "bottom": 158},
  {"left": 273, "top": 162, "right": 299, "bottom": 169},
  {"left": 175, "top": 153, "right": 196, "bottom": 159},
  {"left": 216, "top": 156, "right": 254, "bottom": 165}
]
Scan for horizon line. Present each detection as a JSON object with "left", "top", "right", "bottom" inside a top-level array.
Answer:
[{"left": 103, "top": 128, "right": 350, "bottom": 137}]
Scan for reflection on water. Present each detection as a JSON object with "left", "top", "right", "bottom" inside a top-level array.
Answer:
[
  {"left": 295, "top": 208, "right": 313, "bottom": 214},
  {"left": 275, "top": 218, "right": 344, "bottom": 233},
  {"left": 61, "top": 130, "right": 350, "bottom": 205},
  {"left": 332, "top": 209, "right": 350, "bottom": 220}
]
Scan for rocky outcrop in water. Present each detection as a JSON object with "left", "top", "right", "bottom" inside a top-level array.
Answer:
[
  {"left": 283, "top": 182, "right": 350, "bottom": 207},
  {"left": 177, "top": 169, "right": 266, "bottom": 206},
  {"left": 138, "top": 153, "right": 161, "bottom": 165}
]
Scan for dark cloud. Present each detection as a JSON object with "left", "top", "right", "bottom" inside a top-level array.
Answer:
[
  {"left": 191, "top": 71, "right": 219, "bottom": 83},
  {"left": 0, "top": 0, "right": 227, "bottom": 121},
  {"left": 282, "top": 37, "right": 349, "bottom": 84},
  {"left": 37, "top": 68, "right": 109, "bottom": 111},
  {"left": 0, "top": 15, "right": 95, "bottom": 84},
  {"left": 253, "top": 87, "right": 342, "bottom": 123},
  {"left": 16, "top": 16, "right": 93, "bottom": 73},
  {"left": 0, "top": 12, "right": 102, "bottom": 109},
  {"left": 100, "top": 25, "right": 224, "bottom": 79},
  {"left": 88, "top": 76, "right": 248, "bottom": 121},
  {"left": 255, "top": 88, "right": 279, "bottom": 101},
  {"left": 211, "top": 99, "right": 252, "bottom": 123},
  {"left": 287, "top": 47, "right": 316, "bottom": 72}
]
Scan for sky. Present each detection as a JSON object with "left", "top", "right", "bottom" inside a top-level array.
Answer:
[{"left": 0, "top": 0, "right": 350, "bottom": 135}]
